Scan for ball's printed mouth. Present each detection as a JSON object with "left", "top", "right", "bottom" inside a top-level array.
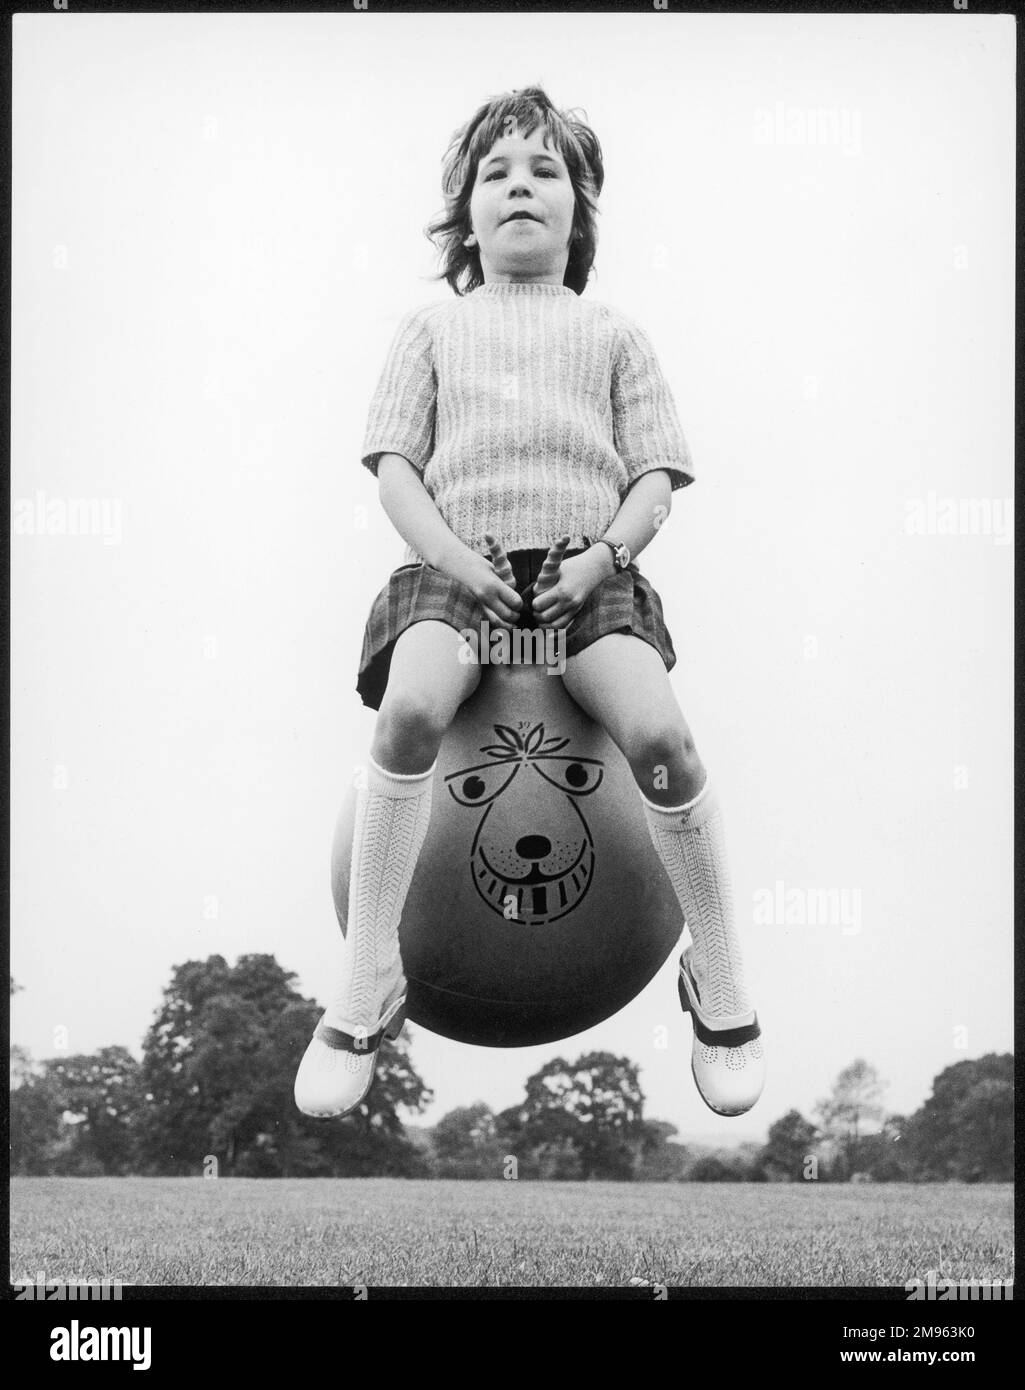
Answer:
[{"left": 474, "top": 834, "right": 594, "bottom": 925}]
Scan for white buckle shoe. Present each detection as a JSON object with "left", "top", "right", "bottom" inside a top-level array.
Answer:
[
  {"left": 294, "top": 987, "right": 407, "bottom": 1119},
  {"left": 677, "top": 948, "right": 765, "bottom": 1117}
]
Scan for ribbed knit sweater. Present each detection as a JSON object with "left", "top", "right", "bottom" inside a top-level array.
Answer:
[{"left": 360, "top": 281, "right": 695, "bottom": 565}]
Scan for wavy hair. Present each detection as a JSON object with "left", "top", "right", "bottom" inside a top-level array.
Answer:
[{"left": 424, "top": 86, "right": 604, "bottom": 297}]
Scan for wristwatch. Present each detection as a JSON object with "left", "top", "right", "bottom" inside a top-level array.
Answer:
[{"left": 597, "top": 537, "right": 631, "bottom": 571}]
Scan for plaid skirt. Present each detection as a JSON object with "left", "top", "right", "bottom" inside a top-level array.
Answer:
[{"left": 356, "top": 542, "right": 677, "bottom": 711}]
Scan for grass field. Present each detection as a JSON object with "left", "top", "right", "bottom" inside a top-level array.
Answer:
[{"left": 10, "top": 1178, "right": 1013, "bottom": 1288}]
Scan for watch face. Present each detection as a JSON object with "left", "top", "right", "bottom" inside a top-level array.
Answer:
[{"left": 618, "top": 545, "right": 630, "bottom": 568}]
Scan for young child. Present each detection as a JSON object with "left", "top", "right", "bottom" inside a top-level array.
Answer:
[{"left": 295, "top": 87, "right": 764, "bottom": 1121}]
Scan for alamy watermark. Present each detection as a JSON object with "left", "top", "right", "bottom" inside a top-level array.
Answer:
[
  {"left": 753, "top": 102, "right": 862, "bottom": 157},
  {"left": 904, "top": 492, "right": 1013, "bottom": 545},
  {"left": 753, "top": 879, "right": 861, "bottom": 935},
  {"left": 457, "top": 620, "right": 566, "bottom": 676},
  {"left": 13, "top": 1272, "right": 123, "bottom": 1300},
  {"left": 905, "top": 1271, "right": 1013, "bottom": 1301},
  {"left": 11, "top": 491, "right": 123, "bottom": 545},
  {"left": 49, "top": 1320, "right": 151, "bottom": 1371}
]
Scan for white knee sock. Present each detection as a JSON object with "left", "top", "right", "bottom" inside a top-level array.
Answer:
[
  {"left": 326, "top": 754, "right": 436, "bottom": 1034},
  {"left": 639, "top": 776, "right": 752, "bottom": 1019}
]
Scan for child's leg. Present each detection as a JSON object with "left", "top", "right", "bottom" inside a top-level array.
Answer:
[
  {"left": 298, "top": 621, "right": 479, "bottom": 1117},
  {"left": 561, "top": 632, "right": 762, "bottom": 1112},
  {"left": 561, "top": 634, "right": 707, "bottom": 805},
  {"left": 331, "top": 619, "right": 481, "bottom": 1013},
  {"left": 330, "top": 619, "right": 481, "bottom": 923},
  {"left": 561, "top": 631, "right": 747, "bottom": 1007},
  {"left": 372, "top": 621, "right": 483, "bottom": 772}
]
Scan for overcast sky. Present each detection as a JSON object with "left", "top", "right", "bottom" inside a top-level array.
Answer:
[{"left": 11, "top": 11, "right": 1013, "bottom": 1146}]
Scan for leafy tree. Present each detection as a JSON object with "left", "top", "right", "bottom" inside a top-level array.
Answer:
[
  {"left": 498, "top": 1052, "right": 646, "bottom": 1180},
  {"left": 851, "top": 1115, "right": 915, "bottom": 1182},
  {"left": 137, "top": 954, "right": 432, "bottom": 1176},
  {"left": 635, "top": 1119, "right": 691, "bottom": 1182},
  {"left": 688, "top": 1153, "right": 744, "bottom": 1182},
  {"left": 45, "top": 1046, "right": 144, "bottom": 1175},
  {"left": 904, "top": 1054, "right": 1013, "bottom": 1182},
  {"left": 495, "top": 1099, "right": 577, "bottom": 1179},
  {"left": 432, "top": 1103, "right": 507, "bottom": 1178},
  {"left": 736, "top": 1141, "right": 769, "bottom": 1181},
  {"left": 815, "top": 1059, "right": 886, "bottom": 1177},
  {"left": 10, "top": 1049, "right": 67, "bottom": 1175},
  {"left": 817, "top": 1059, "right": 886, "bottom": 1141},
  {"left": 757, "top": 1109, "right": 820, "bottom": 1182},
  {"left": 10, "top": 1043, "right": 34, "bottom": 1086},
  {"left": 535, "top": 1136, "right": 584, "bottom": 1180},
  {"left": 687, "top": 1144, "right": 766, "bottom": 1182},
  {"left": 11, "top": 1016, "right": 144, "bottom": 1176}
]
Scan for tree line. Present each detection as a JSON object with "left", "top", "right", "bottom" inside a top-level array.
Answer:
[{"left": 9, "top": 959, "right": 1012, "bottom": 1183}]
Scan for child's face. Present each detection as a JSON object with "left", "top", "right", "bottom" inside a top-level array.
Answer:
[{"left": 467, "top": 123, "right": 577, "bottom": 284}]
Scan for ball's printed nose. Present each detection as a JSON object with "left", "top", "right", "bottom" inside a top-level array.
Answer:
[{"left": 515, "top": 834, "right": 552, "bottom": 862}]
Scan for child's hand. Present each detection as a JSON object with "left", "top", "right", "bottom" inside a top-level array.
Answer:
[
  {"left": 532, "top": 535, "right": 570, "bottom": 596},
  {"left": 530, "top": 539, "right": 602, "bottom": 629},
  {"left": 453, "top": 540, "right": 523, "bottom": 631}
]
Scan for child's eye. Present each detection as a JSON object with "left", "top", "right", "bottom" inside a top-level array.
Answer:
[{"left": 483, "top": 167, "right": 559, "bottom": 181}]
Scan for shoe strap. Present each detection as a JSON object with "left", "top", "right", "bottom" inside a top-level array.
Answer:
[
  {"left": 678, "top": 960, "right": 761, "bottom": 1047},
  {"left": 315, "top": 1021, "right": 387, "bottom": 1053},
  {"left": 691, "top": 1007, "right": 761, "bottom": 1049},
  {"left": 316, "top": 994, "right": 406, "bottom": 1054}
]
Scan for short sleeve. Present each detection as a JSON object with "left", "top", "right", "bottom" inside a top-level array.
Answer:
[
  {"left": 360, "top": 308, "right": 437, "bottom": 476},
  {"left": 610, "top": 315, "right": 695, "bottom": 491}
]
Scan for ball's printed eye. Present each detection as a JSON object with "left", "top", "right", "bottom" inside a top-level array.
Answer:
[
  {"left": 446, "top": 761, "right": 520, "bottom": 807},
  {"left": 531, "top": 758, "right": 603, "bottom": 797}
]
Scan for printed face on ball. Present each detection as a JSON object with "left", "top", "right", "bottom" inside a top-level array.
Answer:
[{"left": 445, "top": 720, "right": 604, "bottom": 926}]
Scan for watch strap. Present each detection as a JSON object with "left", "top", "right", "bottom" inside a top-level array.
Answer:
[{"left": 597, "top": 538, "right": 623, "bottom": 569}]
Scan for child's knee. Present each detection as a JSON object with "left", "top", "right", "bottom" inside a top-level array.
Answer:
[
  {"left": 377, "top": 689, "right": 449, "bottom": 749},
  {"left": 625, "top": 719, "right": 701, "bottom": 778}
]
